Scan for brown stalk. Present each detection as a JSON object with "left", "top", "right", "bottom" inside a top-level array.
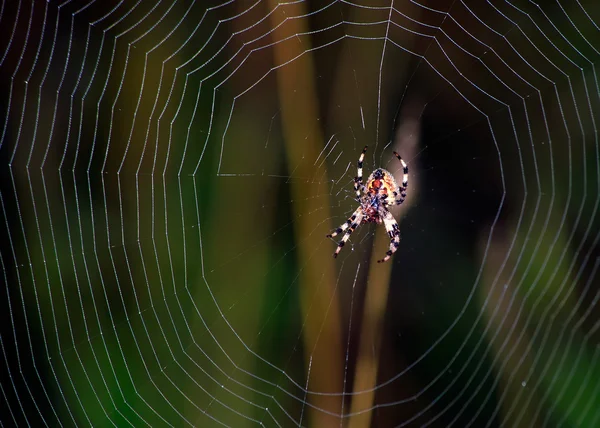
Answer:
[
  {"left": 267, "top": 2, "right": 344, "bottom": 426},
  {"left": 349, "top": 110, "right": 420, "bottom": 428}
]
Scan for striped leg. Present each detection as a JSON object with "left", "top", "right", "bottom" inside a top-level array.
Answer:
[
  {"left": 328, "top": 209, "right": 364, "bottom": 258},
  {"left": 354, "top": 146, "right": 368, "bottom": 201},
  {"left": 326, "top": 207, "right": 362, "bottom": 238},
  {"left": 377, "top": 210, "right": 400, "bottom": 263},
  {"left": 392, "top": 151, "right": 408, "bottom": 205}
]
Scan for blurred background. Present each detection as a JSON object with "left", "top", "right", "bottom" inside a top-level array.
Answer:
[{"left": 1, "top": 0, "right": 599, "bottom": 426}]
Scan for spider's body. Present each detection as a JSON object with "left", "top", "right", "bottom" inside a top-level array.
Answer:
[
  {"left": 361, "top": 168, "right": 399, "bottom": 224},
  {"left": 327, "top": 146, "right": 408, "bottom": 263}
]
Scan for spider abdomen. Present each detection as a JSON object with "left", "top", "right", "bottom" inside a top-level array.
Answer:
[{"left": 366, "top": 168, "right": 399, "bottom": 207}]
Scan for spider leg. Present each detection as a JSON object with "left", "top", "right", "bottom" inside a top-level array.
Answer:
[
  {"left": 326, "top": 207, "right": 361, "bottom": 238},
  {"left": 377, "top": 210, "right": 400, "bottom": 263},
  {"left": 392, "top": 151, "right": 409, "bottom": 205},
  {"left": 327, "top": 209, "right": 364, "bottom": 258},
  {"left": 354, "top": 146, "right": 368, "bottom": 201}
]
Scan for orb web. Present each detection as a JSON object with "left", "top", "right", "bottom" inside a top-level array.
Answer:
[{"left": 0, "top": 0, "right": 599, "bottom": 426}]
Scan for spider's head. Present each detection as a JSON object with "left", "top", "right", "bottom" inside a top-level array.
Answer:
[
  {"left": 362, "top": 203, "right": 383, "bottom": 223},
  {"left": 360, "top": 189, "right": 384, "bottom": 224},
  {"left": 372, "top": 169, "right": 384, "bottom": 180}
]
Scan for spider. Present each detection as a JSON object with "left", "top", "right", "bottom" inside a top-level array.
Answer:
[{"left": 326, "top": 146, "right": 408, "bottom": 263}]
